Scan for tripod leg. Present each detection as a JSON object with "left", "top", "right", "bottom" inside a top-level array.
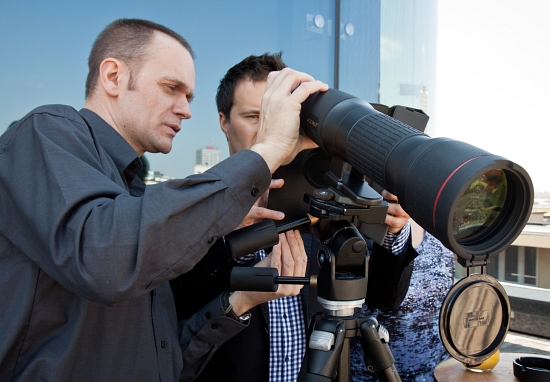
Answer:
[
  {"left": 359, "top": 318, "right": 402, "bottom": 382},
  {"left": 298, "top": 318, "right": 347, "bottom": 382},
  {"left": 336, "top": 339, "right": 351, "bottom": 382}
]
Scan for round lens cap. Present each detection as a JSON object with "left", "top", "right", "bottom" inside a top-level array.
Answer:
[{"left": 439, "top": 273, "right": 510, "bottom": 366}]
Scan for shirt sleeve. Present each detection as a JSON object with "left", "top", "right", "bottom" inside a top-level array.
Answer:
[
  {"left": 233, "top": 253, "right": 258, "bottom": 266},
  {"left": 381, "top": 220, "right": 411, "bottom": 255},
  {"left": 0, "top": 107, "right": 271, "bottom": 305},
  {"left": 178, "top": 294, "right": 249, "bottom": 382}
]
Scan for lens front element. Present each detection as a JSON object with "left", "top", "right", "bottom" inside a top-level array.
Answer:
[{"left": 453, "top": 169, "right": 507, "bottom": 241}]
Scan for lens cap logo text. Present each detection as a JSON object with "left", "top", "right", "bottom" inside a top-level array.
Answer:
[{"left": 463, "top": 310, "right": 490, "bottom": 328}]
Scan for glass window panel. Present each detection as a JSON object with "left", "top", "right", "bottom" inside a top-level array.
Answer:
[
  {"left": 275, "top": 0, "right": 335, "bottom": 84},
  {"left": 486, "top": 253, "right": 499, "bottom": 279},
  {"left": 505, "top": 246, "right": 518, "bottom": 282},
  {"left": 524, "top": 246, "right": 537, "bottom": 286},
  {"left": 378, "top": 0, "right": 438, "bottom": 115},
  {"left": 339, "top": 0, "right": 381, "bottom": 101}
]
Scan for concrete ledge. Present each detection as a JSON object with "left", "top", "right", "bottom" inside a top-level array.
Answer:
[{"left": 501, "top": 282, "right": 550, "bottom": 303}]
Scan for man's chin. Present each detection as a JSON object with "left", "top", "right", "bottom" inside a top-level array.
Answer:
[
  {"left": 155, "top": 138, "right": 173, "bottom": 154},
  {"left": 146, "top": 144, "right": 172, "bottom": 155}
]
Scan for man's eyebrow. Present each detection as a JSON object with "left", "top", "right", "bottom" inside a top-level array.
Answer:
[
  {"left": 161, "top": 77, "right": 191, "bottom": 90},
  {"left": 239, "top": 108, "right": 260, "bottom": 115},
  {"left": 161, "top": 77, "right": 194, "bottom": 100}
]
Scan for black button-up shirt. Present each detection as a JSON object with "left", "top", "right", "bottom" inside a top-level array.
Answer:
[{"left": 0, "top": 105, "right": 270, "bottom": 381}]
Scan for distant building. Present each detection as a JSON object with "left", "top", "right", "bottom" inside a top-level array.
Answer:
[
  {"left": 194, "top": 146, "right": 222, "bottom": 174},
  {"left": 139, "top": 155, "right": 172, "bottom": 185},
  {"left": 142, "top": 170, "right": 172, "bottom": 185}
]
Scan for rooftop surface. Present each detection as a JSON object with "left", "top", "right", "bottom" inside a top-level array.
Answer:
[{"left": 501, "top": 331, "right": 550, "bottom": 356}]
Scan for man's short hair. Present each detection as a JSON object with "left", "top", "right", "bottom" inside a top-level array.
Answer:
[
  {"left": 85, "top": 18, "right": 194, "bottom": 99},
  {"left": 216, "top": 52, "right": 286, "bottom": 119}
]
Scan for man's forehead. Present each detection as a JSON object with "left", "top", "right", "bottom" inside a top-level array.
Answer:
[
  {"left": 149, "top": 33, "right": 194, "bottom": 65},
  {"left": 232, "top": 80, "right": 264, "bottom": 110},
  {"left": 241, "top": 77, "right": 267, "bottom": 87},
  {"left": 235, "top": 79, "right": 266, "bottom": 97},
  {"left": 146, "top": 33, "right": 195, "bottom": 86}
]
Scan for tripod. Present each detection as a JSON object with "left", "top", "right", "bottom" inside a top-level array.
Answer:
[
  {"left": 297, "top": 217, "right": 401, "bottom": 382},
  {"left": 228, "top": 159, "right": 403, "bottom": 381}
]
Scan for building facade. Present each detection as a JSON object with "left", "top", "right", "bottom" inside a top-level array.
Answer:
[{"left": 194, "top": 146, "right": 222, "bottom": 174}]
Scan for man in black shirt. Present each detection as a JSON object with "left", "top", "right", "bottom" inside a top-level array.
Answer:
[{"left": 0, "top": 19, "right": 327, "bottom": 382}]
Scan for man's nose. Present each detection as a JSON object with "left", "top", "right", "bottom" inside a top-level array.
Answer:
[{"left": 174, "top": 97, "right": 192, "bottom": 120}]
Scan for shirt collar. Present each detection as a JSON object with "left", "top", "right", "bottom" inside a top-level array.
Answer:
[{"left": 79, "top": 108, "right": 140, "bottom": 174}]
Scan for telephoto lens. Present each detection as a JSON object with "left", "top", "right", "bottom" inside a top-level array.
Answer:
[{"left": 300, "top": 88, "right": 533, "bottom": 264}]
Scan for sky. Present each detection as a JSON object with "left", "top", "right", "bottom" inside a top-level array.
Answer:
[
  {"left": 436, "top": 0, "right": 550, "bottom": 193},
  {"left": 0, "top": 0, "right": 285, "bottom": 181},
  {"left": 1, "top": 0, "right": 549, "bottom": 192}
]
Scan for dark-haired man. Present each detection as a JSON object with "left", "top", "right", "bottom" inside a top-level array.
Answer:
[
  {"left": 177, "top": 53, "right": 419, "bottom": 382},
  {"left": 0, "top": 19, "right": 327, "bottom": 382}
]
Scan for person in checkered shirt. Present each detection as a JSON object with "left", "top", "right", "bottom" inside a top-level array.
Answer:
[{"left": 175, "top": 53, "right": 418, "bottom": 382}]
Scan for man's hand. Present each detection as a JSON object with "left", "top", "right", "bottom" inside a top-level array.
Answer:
[
  {"left": 235, "top": 179, "right": 285, "bottom": 230},
  {"left": 229, "top": 230, "right": 307, "bottom": 315},
  {"left": 382, "top": 189, "right": 410, "bottom": 234},
  {"left": 250, "top": 68, "right": 328, "bottom": 173}
]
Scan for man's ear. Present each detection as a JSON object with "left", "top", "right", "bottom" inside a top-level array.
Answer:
[
  {"left": 219, "top": 111, "right": 230, "bottom": 140},
  {"left": 98, "top": 58, "right": 127, "bottom": 97}
]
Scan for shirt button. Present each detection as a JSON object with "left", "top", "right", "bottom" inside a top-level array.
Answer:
[
  {"left": 207, "top": 237, "right": 214, "bottom": 244},
  {"left": 211, "top": 323, "right": 219, "bottom": 329},
  {"left": 251, "top": 187, "right": 260, "bottom": 197},
  {"left": 161, "top": 340, "right": 167, "bottom": 348},
  {"left": 285, "top": 356, "right": 289, "bottom": 362},
  {"left": 283, "top": 314, "right": 287, "bottom": 319},
  {"left": 205, "top": 312, "right": 211, "bottom": 319}
]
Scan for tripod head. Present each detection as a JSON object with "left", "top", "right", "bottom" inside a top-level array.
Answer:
[
  {"left": 226, "top": 157, "right": 385, "bottom": 304},
  {"left": 302, "top": 158, "right": 385, "bottom": 315}
]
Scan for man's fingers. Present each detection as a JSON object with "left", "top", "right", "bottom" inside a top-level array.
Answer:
[
  {"left": 264, "top": 68, "right": 316, "bottom": 96},
  {"left": 263, "top": 69, "right": 328, "bottom": 116},
  {"left": 298, "top": 135, "right": 318, "bottom": 151},
  {"left": 250, "top": 206, "right": 285, "bottom": 221},
  {"left": 284, "top": 231, "right": 306, "bottom": 271},
  {"left": 385, "top": 214, "right": 409, "bottom": 234},
  {"left": 278, "top": 232, "right": 295, "bottom": 277},
  {"left": 286, "top": 231, "right": 307, "bottom": 295},
  {"left": 290, "top": 79, "right": 329, "bottom": 103},
  {"left": 279, "top": 231, "right": 306, "bottom": 295},
  {"left": 294, "top": 231, "right": 308, "bottom": 277},
  {"left": 251, "top": 68, "right": 328, "bottom": 173},
  {"left": 254, "top": 254, "right": 271, "bottom": 268},
  {"left": 270, "top": 239, "right": 282, "bottom": 273},
  {"left": 382, "top": 189, "right": 410, "bottom": 234},
  {"left": 264, "top": 69, "right": 283, "bottom": 91},
  {"left": 243, "top": 231, "right": 309, "bottom": 307},
  {"left": 387, "top": 202, "right": 408, "bottom": 218},
  {"left": 381, "top": 189, "right": 398, "bottom": 201},
  {"left": 268, "top": 178, "right": 284, "bottom": 191}
]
